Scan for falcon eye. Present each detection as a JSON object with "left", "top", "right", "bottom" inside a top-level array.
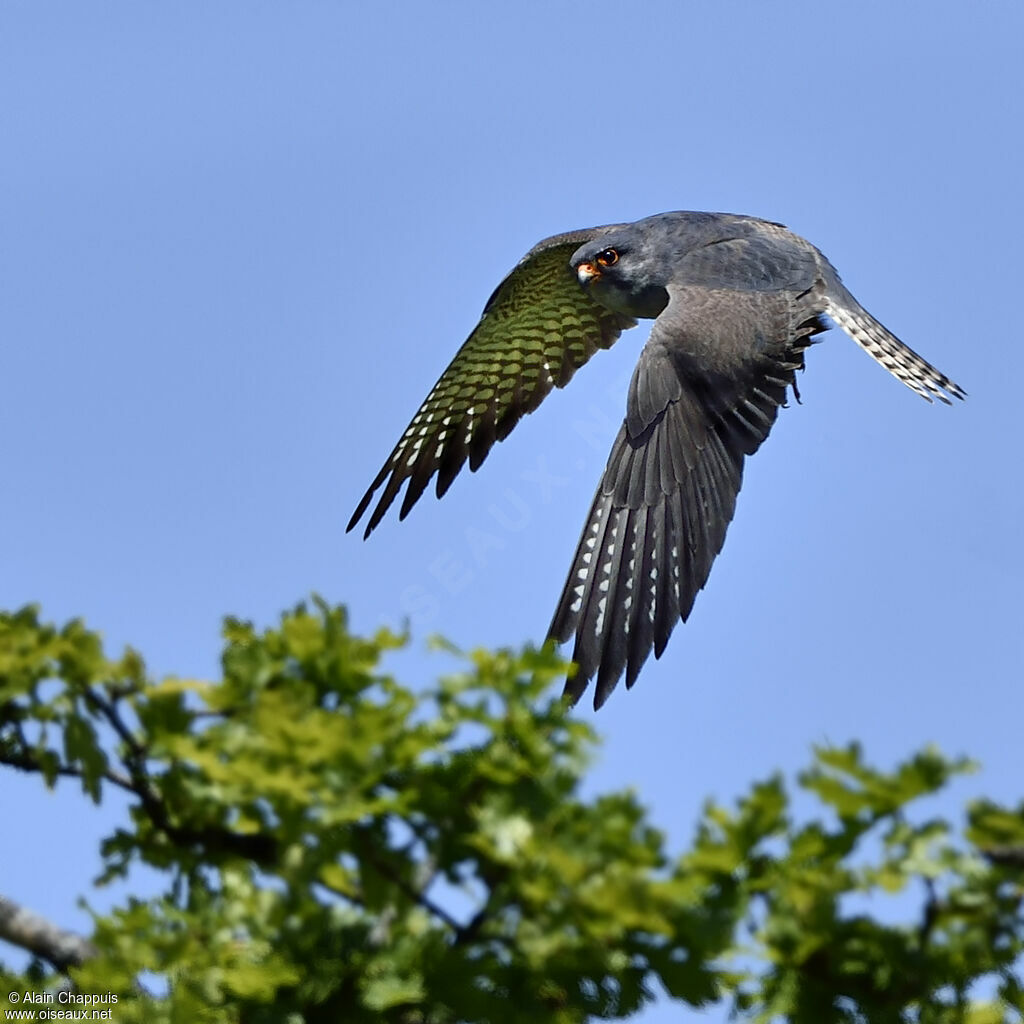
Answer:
[{"left": 595, "top": 248, "right": 619, "bottom": 268}]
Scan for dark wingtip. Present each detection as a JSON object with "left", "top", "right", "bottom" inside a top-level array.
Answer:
[
  {"left": 346, "top": 504, "right": 367, "bottom": 536},
  {"left": 347, "top": 487, "right": 377, "bottom": 537},
  {"left": 624, "top": 656, "right": 643, "bottom": 692},
  {"left": 561, "top": 662, "right": 589, "bottom": 708},
  {"left": 347, "top": 489, "right": 390, "bottom": 541},
  {"left": 365, "top": 500, "right": 390, "bottom": 537},
  {"left": 560, "top": 650, "right": 618, "bottom": 711},
  {"left": 593, "top": 658, "right": 624, "bottom": 710}
]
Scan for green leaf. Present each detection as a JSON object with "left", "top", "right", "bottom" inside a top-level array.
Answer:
[{"left": 63, "top": 714, "right": 109, "bottom": 802}]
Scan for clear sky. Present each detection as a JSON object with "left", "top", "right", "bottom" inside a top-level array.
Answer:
[{"left": 2, "top": 3, "right": 1022, "bottom": 1019}]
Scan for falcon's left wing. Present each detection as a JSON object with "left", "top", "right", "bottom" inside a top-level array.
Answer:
[{"left": 348, "top": 227, "right": 636, "bottom": 538}]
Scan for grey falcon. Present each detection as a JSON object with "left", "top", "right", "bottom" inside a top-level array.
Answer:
[{"left": 348, "top": 211, "right": 964, "bottom": 709}]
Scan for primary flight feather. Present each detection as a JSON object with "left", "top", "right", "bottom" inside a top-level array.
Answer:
[{"left": 348, "top": 211, "right": 964, "bottom": 709}]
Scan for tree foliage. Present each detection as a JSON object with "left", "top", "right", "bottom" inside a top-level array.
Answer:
[{"left": 1, "top": 600, "right": 1022, "bottom": 1022}]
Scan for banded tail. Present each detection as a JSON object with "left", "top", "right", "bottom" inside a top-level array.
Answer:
[{"left": 822, "top": 271, "right": 965, "bottom": 404}]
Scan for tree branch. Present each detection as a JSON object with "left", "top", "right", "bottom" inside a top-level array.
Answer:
[
  {"left": 84, "top": 688, "right": 279, "bottom": 865},
  {"left": 0, "top": 896, "right": 96, "bottom": 972},
  {"left": 2, "top": 731, "right": 277, "bottom": 866},
  {"left": 982, "top": 845, "right": 1024, "bottom": 869},
  {"left": 351, "top": 831, "right": 465, "bottom": 934},
  {"left": 1, "top": 745, "right": 137, "bottom": 795},
  {"left": 79, "top": 687, "right": 145, "bottom": 761}
]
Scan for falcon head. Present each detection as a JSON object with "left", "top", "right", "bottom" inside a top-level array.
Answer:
[{"left": 571, "top": 236, "right": 669, "bottom": 320}]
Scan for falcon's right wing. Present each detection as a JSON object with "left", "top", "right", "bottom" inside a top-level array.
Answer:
[
  {"left": 348, "top": 227, "right": 636, "bottom": 538},
  {"left": 550, "top": 272, "right": 827, "bottom": 709}
]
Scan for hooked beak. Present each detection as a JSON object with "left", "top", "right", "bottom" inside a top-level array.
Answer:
[{"left": 576, "top": 261, "right": 601, "bottom": 285}]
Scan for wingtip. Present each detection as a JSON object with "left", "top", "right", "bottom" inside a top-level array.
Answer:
[
  {"left": 560, "top": 660, "right": 589, "bottom": 708},
  {"left": 347, "top": 485, "right": 377, "bottom": 536},
  {"left": 346, "top": 509, "right": 377, "bottom": 540},
  {"left": 344, "top": 514, "right": 376, "bottom": 541},
  {"left": 347, "top": 491, "right": 387, "bottom": 540}
]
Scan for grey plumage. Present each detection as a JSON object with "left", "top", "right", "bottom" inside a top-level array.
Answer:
[{"left": 349, "top": 211, "right": 964, "bottom": 709}]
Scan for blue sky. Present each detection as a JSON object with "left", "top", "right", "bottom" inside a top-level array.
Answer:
[{"left": 2, "top": 2, "right": 1022, "bottom": 1018}]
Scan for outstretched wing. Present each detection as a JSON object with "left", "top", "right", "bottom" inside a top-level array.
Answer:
[
  {"left": 550, "top": 272, "right": 828, "bottom": 709},
  {"left": 348, "top": 227, "right": 637, "bottom": 538}
]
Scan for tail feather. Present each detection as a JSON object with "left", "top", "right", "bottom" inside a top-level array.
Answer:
[{"left": 823, "top": 280, "right": 965, "bottom": 404}]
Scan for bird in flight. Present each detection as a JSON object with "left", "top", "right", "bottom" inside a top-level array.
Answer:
[{"left": 348, "top": 211, "right": 964, "bottom": 709}]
